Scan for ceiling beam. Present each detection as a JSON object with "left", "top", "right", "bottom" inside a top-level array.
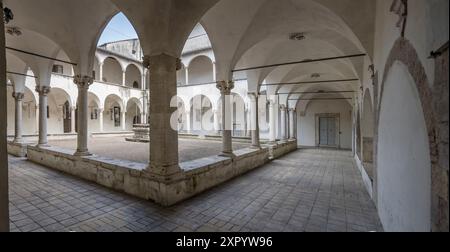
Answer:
[
  {"left": 278, "top": 90, "right": 355, "bottom": 95},
  {"left": 260, "top": 78, "right": 359, "bottom": 87},
  {"left": 232, "top": 53, "right": 366, "bottom": 72},
  {"left": 289, "top": 98, "right": 353, "bottom": 101},
  {"left": 7, "top": 71, "right": 37, "bottom": 79}
]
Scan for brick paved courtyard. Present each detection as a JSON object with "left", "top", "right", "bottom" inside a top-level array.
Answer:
[{"left": 8, "top": 148, "right": 383, "bottom": 232}]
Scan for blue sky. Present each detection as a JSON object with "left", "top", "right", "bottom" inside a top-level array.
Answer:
[{"left": 97, "top": 13, "right": 138, "bottom": 46}]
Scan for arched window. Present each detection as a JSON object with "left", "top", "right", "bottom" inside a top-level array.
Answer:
[{"left": 133, "top": 81, "right": 139, "bottom": 89}]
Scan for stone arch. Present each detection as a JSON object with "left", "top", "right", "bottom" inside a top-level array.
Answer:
[
  {"left": 375, "top": 38, "right": 443, "bottom": 232},
  {"left": 102, "top": 57, "right": 124, "bottom": 84},
  {"left": 126, "top": 98, "right": 142, "bottom": 130},
  {"left": 125, "top": 64, "right": 142, "bottom": 89},
  {"left": 187, "top": 55, "right": 214, "bottom": 85},
  {"left": 104, "top": 94, "right": 125, "bottom": 131}
]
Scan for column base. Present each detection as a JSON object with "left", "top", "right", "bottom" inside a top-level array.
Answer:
[
  {"left": 219, "top": 152, "right": 236, "bottom": 159},
  {"left": 13, "top": 138, "right": 24, "bottom": 144},
  {"left": 37, "top": 143, "right": 50, "bottom": 148},
  {"left": 74, "top": 150, "right": 92, "bottom": 157}
]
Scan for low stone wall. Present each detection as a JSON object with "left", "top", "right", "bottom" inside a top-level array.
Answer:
[
  {"left": 27, "top": 143, "right": 291, "bottom": 206},
  {"left": 7, "top": 141, "right": 28, "bottom": 157},
  {"left": 269, "top": 140, "right": 298, "bottom": 159}
]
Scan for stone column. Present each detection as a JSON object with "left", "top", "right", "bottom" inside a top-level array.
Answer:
[
  {"left": 74, "top": 75, "right": 93, "bottom": 156},
  {"left": 71, "top": 106, "right": 76, "bottom": 133},
  {"left": 213, "top": 109, "right": 220, "bottom": 135},
  {"left": 140, "top": 112, "right": 145, "bottom": 124},
  {"left": 289, "top": 108, "right": 296, "bottom": 140},
  {"left": 216, "top": 80, "right": 235, "bottom": 157},
  {"left": 0, "top": 0, "right": 10, "bottom": 231},
  {"left": 99, "top": 62, "right": 104, "bottom": 82},
  {"left": 35, "top": 86, "right": 51, "bottom": 147},
  {"left": 280, "top": 105, "right": 287, "bottom": 142},
  {"left": 99, "top": 108, "right": 104, "bottom": 132},
  {"left": 121, "top": 111, "right": 126, "bottom": 130},
  {"left": 186, "top": 109, "right": 192, "bottom": 133},
  {"left": 248, "top": 93, "right": 260, "bottom": 149},
  {"left": 268, "top": 99, "right": 277, "bottom": 144},
  {"left": 185, "top": 67, "right": 189, "bottom": 85},
  {"left": 212, "top": 62, "right": 217, "bottom": 82},
  {"left": 144, "top": 54, "right": 181, "bottom": 176},
  {"left": 12, "top": 92, "right": 24, "bottom": 143},
  {"left": 35, "top": 106, "right": 39, "bottom": 135},
  {"left": 122, "top": 70, "right": 126, "bottom": 86}
]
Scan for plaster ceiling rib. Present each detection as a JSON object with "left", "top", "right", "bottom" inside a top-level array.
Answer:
[
  {"left": 231, "top": 53, "right": 366, "bottom": 72},
  {"left": 260, "top": 78, "right": 359, "bottom": 87},
  {"left": 5, "top": 47, "right": 77, "bottom": 66}
]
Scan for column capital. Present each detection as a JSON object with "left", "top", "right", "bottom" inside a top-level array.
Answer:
[
  {"left": 74, "top": 75, "right": 94, "bottom": 89},
  {"left": 216, "top": 80, "right": 234, "bottom": 95},
  {"left": 12, "top": 92, "right": 24, "bottom": 101},
  {"left": 279, "top": 104, "right": 287, "bottom": 111},
  {"left": 142, "top": 54, "right": 181, "bottom": 71},
  {"left": 288, "top": 108, "right": 296, "bottom": 113},
  {"left": 247, "top": 92, "right": 259, "bottom": 101},
  {"left": 35, "top": 86, "right": 51, "bottom": 96}
]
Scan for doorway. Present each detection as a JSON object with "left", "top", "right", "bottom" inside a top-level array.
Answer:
[{"left": 315, "top": 113, "right": 340, "bottom": 148}]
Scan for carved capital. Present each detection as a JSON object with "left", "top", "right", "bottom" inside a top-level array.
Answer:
[
  {"left": 288, "top": 108, "right": 296, "bottom": 113},
  {"left": 176, "top": 58, "right": 183, "bottom": 71},
  {"left": 279, "top": 105, "right": 287, "bottom": 111},
  {"left": 74, "top": 75, "right": 94, "bottom": 90},
  {"left": 12, "top": 92, "right": 24, "bottom": 101},
  {"left": 143, "top": 55, "right": 151, "bottom": 69},
  {"left": 390, "top": 0, "right": 408, "bottom": 37},
  {"left": 247, "top": 92, "right": 259, "bottom": 102},
  {"left": 216, "top": 81, "right": 234, "bottom": 95},
  {"left": 35, "top": 86, "right": 51, "bottom": 96}
]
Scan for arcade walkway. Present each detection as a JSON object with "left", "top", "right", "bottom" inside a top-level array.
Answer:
[{"left": 8, "top": 149, "right": 383, "bottom": 232}]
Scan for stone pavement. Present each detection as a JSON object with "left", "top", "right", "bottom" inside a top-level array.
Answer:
[{"left": 8, "top": 148, "right": 383, "bottom": 232}]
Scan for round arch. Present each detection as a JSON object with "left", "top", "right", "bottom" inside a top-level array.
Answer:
[
  {"left": 375, "top": 38, "right": 441, "bottom": 232},
  {"left": 102, "top": 57, "right": 124, "bottom": 84},
  {"left": 125, "top": 64, "right": 142, "bottom": 89},
  {"left": 187, "top": 55, "right": 214, "bottom": 85}
]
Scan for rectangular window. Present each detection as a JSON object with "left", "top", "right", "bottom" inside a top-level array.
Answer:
[{"left": 52, "top": 64, "right": 64, "bottom": 74}]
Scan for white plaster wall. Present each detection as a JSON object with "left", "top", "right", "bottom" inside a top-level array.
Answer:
[
  {"left": 377, "top": 62, "right": 431, "bottom": 232},
  {"left": 297, "top": 100, "right": 352, "bottom": 149}
]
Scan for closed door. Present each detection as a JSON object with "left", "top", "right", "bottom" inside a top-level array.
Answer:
[{"left": 319, "top": 117, "right": 336, "bottom": 146}]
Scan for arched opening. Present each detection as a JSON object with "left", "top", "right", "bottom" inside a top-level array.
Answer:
[
  {"left": 104, "top": 95, "right": 124, "bottom": 132},
  {"left": 377, "top": 61, "right": 431, "bottom": 232},
  {"left": 125, "top": 64, "right": 141, "bottom": 89},
  {"left": 189, "top": 95, "right": 213, "bottom": 136},
  {"left": 47, "top": 88, "right": 72, "bottom": 134},
  {"left": 217, "top": 93, "right": 247, "bottom": 138},
  {"left": 362, "top": 90, "right": 374, "bottom": 180},
  {"left": 88, "top": 92, "right": 101, "bottom": 133},
  {"left": 102, "top": 57, "right": 123, "bottom": 84},
  {"left": 126, "top": 99, "right": 142, "bottom": 130},
  {"left": 188, "top": 56, "right": 214, "bottom": 85}
]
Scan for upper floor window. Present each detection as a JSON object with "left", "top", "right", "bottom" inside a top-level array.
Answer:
[{"left": 52, "top": 65, "right": 64, "bottom": 74}]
